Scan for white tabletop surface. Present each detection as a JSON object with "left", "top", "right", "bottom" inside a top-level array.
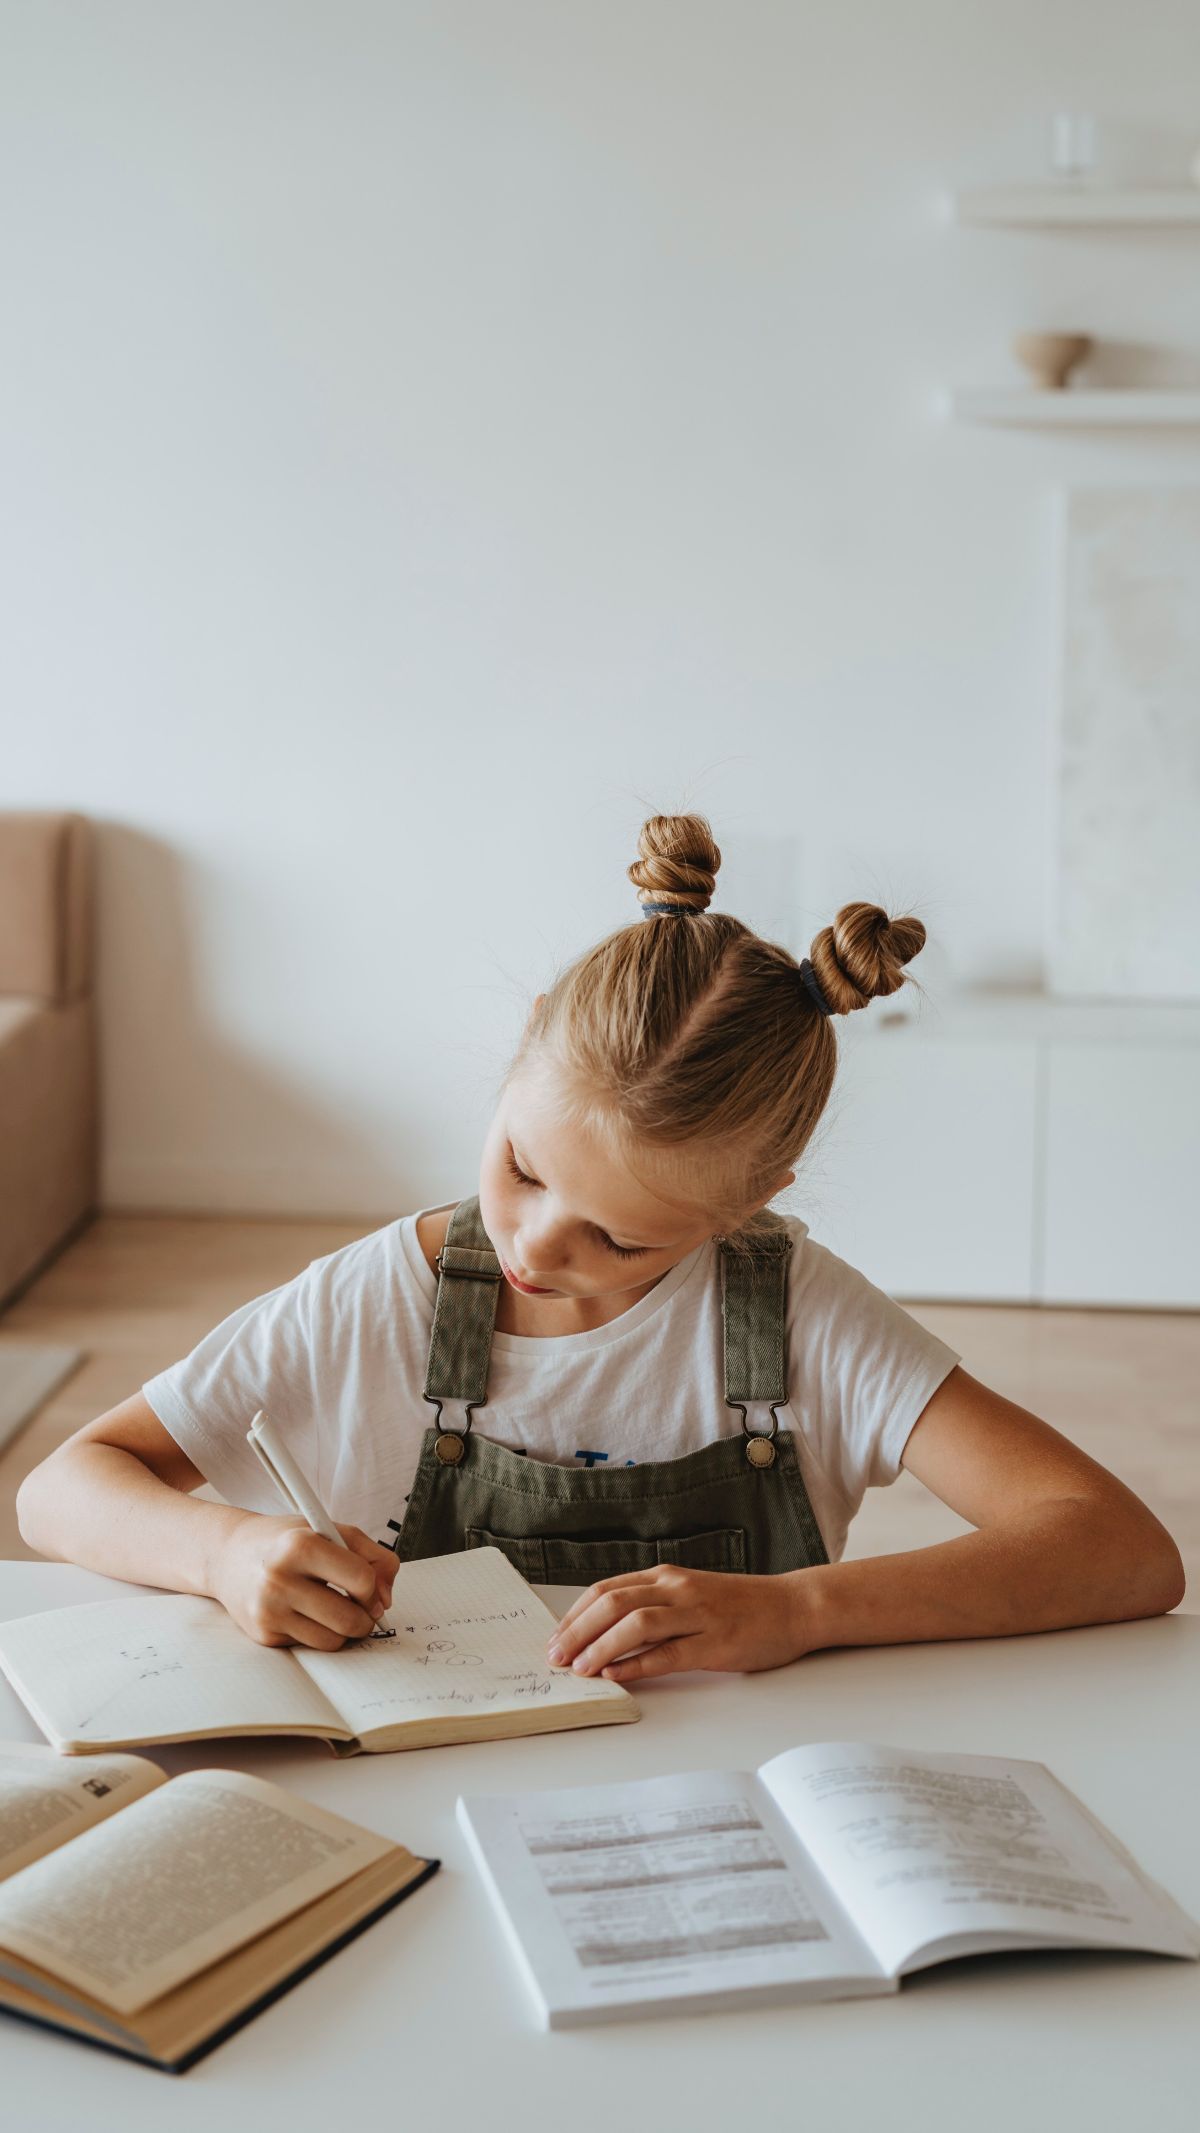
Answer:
[{"left": 1, "top": 1562, "right": 1198, "bottom": 2130}]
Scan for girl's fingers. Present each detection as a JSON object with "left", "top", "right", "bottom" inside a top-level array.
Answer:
[
  {"left": 567, "top": 1605, "right": 700, "bottom": 1675},
  {"left": 282, "top": 1575, "right": 378, "bottom": 1641},
  {"left": 549, "top": 1582, "right": 662, "bottom": 1663},
  {"left": 600, "top": 1642, "right": 692, "bottom": 1684},
  {"left": 292, "top": 1531, "right": 380, "bottom": 1611},
  {"left": 324, "top": 1525, "right": 396, "bottom": 1608},
  {"left": 551, "top": 1573, "right": 652, "bottom": 1640},
  {"left": 339, "top": 1525, "right": 399, "bottom": 1581},
  {"left": 275, "top": 1608, "right": 349, "bottom": 1652}
]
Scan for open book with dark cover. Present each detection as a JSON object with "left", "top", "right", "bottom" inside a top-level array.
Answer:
[
  {"left": 0, "top": 1547, "right": 634, "bottom": 1756},
  {"left": 0, "top": 1740, "right": 436, "bottom": 2070},
  {"left": 459, "top": 1741, "right": 1200, "bottom": 2026}
]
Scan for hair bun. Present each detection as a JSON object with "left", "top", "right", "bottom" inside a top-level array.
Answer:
[
  {"left": 627, "top": 813, "right": 721, "bottom": 914},
  {"left": 808, "top": 902, "right": 926, "bottom": 1015},
  {"left": 630, "top": 810, "right": 724, "bottom": 912}
]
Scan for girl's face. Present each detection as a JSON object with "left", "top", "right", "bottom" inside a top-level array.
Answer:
[{"left": 479, "top": 1059, "right": 717, "bottom": 1304}]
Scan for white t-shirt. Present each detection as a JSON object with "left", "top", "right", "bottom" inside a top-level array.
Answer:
[{"left": 143, "top": 1203, "right": 961, "bottom": 1564}]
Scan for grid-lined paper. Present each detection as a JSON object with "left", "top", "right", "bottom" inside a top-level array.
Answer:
[
  {"left": 298, "top": 1548, "right": 632, "bottom": 1734},
  {"left": 0, "top": 1596, "right": 341, "bottom": 1749}
]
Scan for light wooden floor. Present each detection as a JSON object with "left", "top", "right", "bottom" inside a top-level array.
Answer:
[{"left": 1, "top": 1216, "right": 1197, "bottom": 1608}]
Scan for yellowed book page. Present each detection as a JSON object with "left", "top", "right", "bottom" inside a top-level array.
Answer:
[
  {"left": 0, "top": 1769, "right": 397, "bottom": 2016},
  {"left": 0, "top": 1742, "right": 165, "bottom": 1881},
  {"left": 0, "top": 1596, "right": 345, "bottom": 1751},
  {"left": 295, "top": 1547, "right": 634, "bottom": 1738},
  {"left": 0, "top": 1849, "right": 429, "bottom": 2065}
]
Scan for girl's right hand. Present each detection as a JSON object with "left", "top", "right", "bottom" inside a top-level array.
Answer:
[{"left": 211, "top": 1513, "right": 398, "bottom": 1649}]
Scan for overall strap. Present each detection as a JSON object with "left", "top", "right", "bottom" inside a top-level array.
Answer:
[
  {"left": 422, "top": 1196, "right": 503, "bottom": 1416},
  {"left": 720, "top": 1217, "right": 793, "bottom": 1468}
]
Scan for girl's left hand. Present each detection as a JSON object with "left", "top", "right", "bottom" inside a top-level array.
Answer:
[{"left": 546, "top": 1565, "right": 810, "bottom": 1684}]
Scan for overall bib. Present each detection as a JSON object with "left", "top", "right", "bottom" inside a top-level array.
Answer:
[{"left": 393, "top": 1197, "right": 830, "bottom": 1581}]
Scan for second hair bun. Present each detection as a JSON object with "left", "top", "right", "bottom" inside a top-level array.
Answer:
[{"left": 809, "top": 903, "right": 927, "bottom": 1014}]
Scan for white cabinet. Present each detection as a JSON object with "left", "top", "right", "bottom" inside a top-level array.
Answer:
[
  {"left": 802, "top": 1024, "right": 1039, "bottom": 1302},
  {"left": 802, "top": 999, "right": 1200, "bottom": 1307},
  {"left": 1042, "top": 1041, "right": 1200, "bottom": 1307}
]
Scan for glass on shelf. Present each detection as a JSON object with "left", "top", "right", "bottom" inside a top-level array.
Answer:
[{"left": 1050, "top": 112, "right": 1098, "bottom": 184}]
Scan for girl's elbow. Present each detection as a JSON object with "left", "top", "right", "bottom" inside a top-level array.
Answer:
[
  {"left": 1073, "top": 1491, "right": 1186, "bottom": 1621},
  {"left": 1121, "top": 1503, "right": 1186, "bottom": 1618},
  {"left": 15, "top": 1461, "right": 52, "bottom": 1554},
  {"left": 1146, "top": 1532, "right": 1187, "bottom": 1617},
  {"left": 15, "top": 1446, "right": 74, "bottom": 1558}
]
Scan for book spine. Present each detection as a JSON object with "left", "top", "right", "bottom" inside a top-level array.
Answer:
[{"left": 454, "top": 1800, "right": 552, "bottom": 2029}]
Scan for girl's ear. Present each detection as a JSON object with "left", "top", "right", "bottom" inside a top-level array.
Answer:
[
  {"left": 726, "top": 1171, "right": 797, "bottom": 1236},
  {"left": 521, "top": 992, "right": 547, "bottom": 1042},
  {"left": 750, "top": 1169, "right": 796, "bottom": 1213}
]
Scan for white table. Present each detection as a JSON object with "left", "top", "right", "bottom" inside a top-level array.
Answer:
[{"left": 1, "top": 1563, "right": 1198, "bottom": 2130}]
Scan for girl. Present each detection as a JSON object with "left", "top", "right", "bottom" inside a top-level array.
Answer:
[{"left": 17, "top": 814, "right": 1184, "bottom": 1684}]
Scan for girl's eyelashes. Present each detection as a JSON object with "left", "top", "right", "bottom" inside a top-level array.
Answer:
[{"left": 504, "top": 1148, "right": 649, "bottom": 1261}]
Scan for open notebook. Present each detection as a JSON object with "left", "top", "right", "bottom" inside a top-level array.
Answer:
[
  {"left": 459, "top": 1741, "right": 1200, "bottom": 2025},
  {"left": 0, "top": 1548, "right": 635, "bottom": 1756},
  {"left": 0, "top": 1740, "right": 436, "bottom": 2070}
]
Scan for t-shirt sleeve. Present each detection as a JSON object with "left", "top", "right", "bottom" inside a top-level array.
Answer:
[
  {"left": 787, "top": 1233, "right": 962, "bottom": 1523},
  {"left": 142, "top": 1265, "right": 325, "bottom": 1514}
]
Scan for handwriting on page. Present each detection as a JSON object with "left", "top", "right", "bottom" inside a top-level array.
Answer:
[
  {"left": 344, "top": 1606, "right": 583, "bottom": 1712},
  {"left": 0, "top": 1594, "right": 342, "bottom": 1745},
  {"left": 117, "top": 1643, "right": 185, "bottom": 1683},
  {"left": 294, "top": 1552, "right": 624, "bottom": 1721}
]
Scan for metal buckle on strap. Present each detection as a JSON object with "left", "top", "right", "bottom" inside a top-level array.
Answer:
[
  {"left": 423, "top": 1393, "right": 487, "bottom": 1466},
  {"left": 730, "top": 1401, "right": 784, "bottom": 1470}
]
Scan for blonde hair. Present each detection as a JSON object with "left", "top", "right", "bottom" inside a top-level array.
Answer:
[{"left": 506, "top": 813, "right": 926, "bottom": 1232}]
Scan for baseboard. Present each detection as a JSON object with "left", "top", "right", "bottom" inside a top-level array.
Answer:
[
  {"left": 100, "top": 1156, "right": 412, "bottom": 1223},
  {"left": 0, "top": 1208, "right": 95, "bottom": 1316}
]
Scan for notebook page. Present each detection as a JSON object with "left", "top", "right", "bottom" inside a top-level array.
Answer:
[
  {"left": 294, "top": 1549, "right": 632, "bottom": 1735},
  {"left": 0, "top": 1743, "right": 165, "bottom": 1881},
  {"left": 0, "top": 1769, "right": 395, "bottom": 2015},
  {"left": 0, "top": 1597, "right": 343, "bottom": 1750}
]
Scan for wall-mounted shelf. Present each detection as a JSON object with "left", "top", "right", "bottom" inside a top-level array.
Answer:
[
  {"left": 947, "top": 389, "right": 1200, "bottom": 428},
  {"left": 852, "top": 990, "right": 1200, "bottom": 1045},
  {"left": 951, "top": 185, "right": 1200, "bottom": 228}
]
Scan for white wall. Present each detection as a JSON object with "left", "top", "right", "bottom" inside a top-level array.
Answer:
[{"left": 4, "top": 2, "right": 1199, "bottom": 1224}]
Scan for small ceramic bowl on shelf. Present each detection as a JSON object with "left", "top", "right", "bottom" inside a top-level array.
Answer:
[{"left": 1012, "top": 331, "right": 1092, "bottom": 390}]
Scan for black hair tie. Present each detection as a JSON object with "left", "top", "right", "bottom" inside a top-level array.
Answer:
[
  {"left": 639, "top": 901, "right": 696, "bottom": 918},
  {"left": 797, "top": 958, "right": 833, "bottom": 1016}
]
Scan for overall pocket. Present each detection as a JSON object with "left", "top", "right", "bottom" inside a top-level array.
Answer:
[{"left": 465, "top": 1525, "right": 747, "bottom": 1582}]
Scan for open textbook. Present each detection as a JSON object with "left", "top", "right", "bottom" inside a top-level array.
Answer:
[
  {"left": 458, "top": 1741, "right": 1200, "bottom": 2026},
  {"left": 0, "top": 1739, "right": 436, "bottom": 2069},
  {"left": 0, "top": 1548, "right": 635, "bottom": 1756}
]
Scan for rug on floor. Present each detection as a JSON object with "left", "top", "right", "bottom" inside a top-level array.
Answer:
[{"left": 0, "top": 1346, "right": 84, "bottom": 1455}]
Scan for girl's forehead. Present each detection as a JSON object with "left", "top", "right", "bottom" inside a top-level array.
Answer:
[{"left": 501, "top": 1070, "right": 704, "bottom": 1244}]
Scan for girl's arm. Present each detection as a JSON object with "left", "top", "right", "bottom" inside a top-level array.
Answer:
[
  {"left": 548, "top": 1367, "right": 1186, "bottom": 1681},
  {"left": 15, "top": 1394, "right": 397, "bottom": 1649}
]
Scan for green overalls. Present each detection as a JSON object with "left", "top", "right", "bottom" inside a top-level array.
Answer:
[{"left": 392, "top": 1196, "right": 830, "bottom": 1581}]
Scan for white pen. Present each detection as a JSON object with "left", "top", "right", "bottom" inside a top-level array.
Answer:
[{"left": 246, "top": 1408, "right": 392, "bottom": 1634}]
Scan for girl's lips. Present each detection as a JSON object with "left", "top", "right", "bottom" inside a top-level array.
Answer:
[{"left": 500, "top": 1256, "right": 556, "bottom": 1295}]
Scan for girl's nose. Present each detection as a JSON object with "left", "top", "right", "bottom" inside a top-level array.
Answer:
[{"left": 514, "top": 1222, "right": 568, "bottom": 1277}]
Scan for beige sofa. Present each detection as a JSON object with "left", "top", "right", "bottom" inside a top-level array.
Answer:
[{"left": 0, "top": 814, "right": 96, "bottom": 1306}]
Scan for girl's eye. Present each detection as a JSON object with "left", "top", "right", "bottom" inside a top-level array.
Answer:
[{"left": 505, "top": 1149, "right": 647, "bottom": 1260}]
